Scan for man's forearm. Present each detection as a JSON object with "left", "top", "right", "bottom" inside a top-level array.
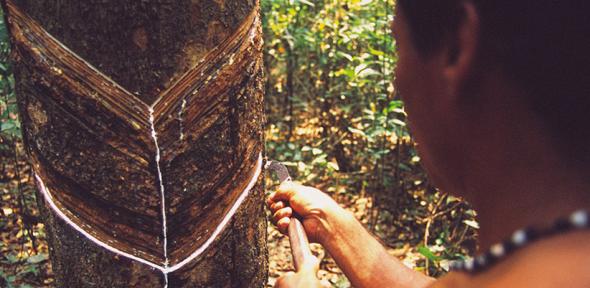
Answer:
[{"left": 321, "top": 209, "right": 434, "bottom": 288}]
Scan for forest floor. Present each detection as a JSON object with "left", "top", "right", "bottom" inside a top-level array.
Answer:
[{"left": 0, "top": 145, "right": 53, "bottom": 288}]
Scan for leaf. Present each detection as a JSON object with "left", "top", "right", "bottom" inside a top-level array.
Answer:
[
  {"left": 335, "top": 68, "right": 355, "bottom": 79},
  {"left": 26, "top": 254, "right": 48, "bottom": 264},
  {"left": 1, "top": 121, "right": 15, "bottom": 132},
  {"left": 2, "top": 207, "right": 13, "bottom": 216},
  {"left": 398, "top": 163, "right": 411, "bottom": 172},
  {"left": 311, "top": 148, "right": 323, "bottom": 156},
  {"left": 281, "top": 161, "right": 297, "bottom": 167},
  {"left": 368, "top": 45, "right": 385, "bottom": 57},
  {"left": 311, "top": 154, "right": 327, "bottom": 165},
  {"left": 0, "top": 23, "right": 7, "bottom": 44},
  {"left": 464, "top": 209, "right": 477, "bottom": 217},
  {"left": 439, "top": 259, "right": 451, "bottom": 272},
  {"left": 417, "top": 245, "right": 441, "bottom": 262},
  {"left": 446, "top": 195, "right": 461, "bottom": 204},
  {"left": 463, "top": 219, "right": 480, "bottom": 229},
  {"left": 358, "top": 68, "right": 380, "bottom": 78},
  {"left": 392, "top": 119, "right": 406, "bottom": 127},
  {"left": 354, "top": 63, "right": 368, "bottom": 75},
  {"left": 347, "top": 127, "right": 366, "bottom": 137},
  {"left": 336, "top": 51, "right": 353, "bottom": 62},
  {"left": 388, "top": 100, "right": 404, "bottom": 110},
  {"left": 327, "top": 162, "right": 339, "bottom": 171},
  {"left": 297, "top": 0, "right": 315, "bottom": 7}
]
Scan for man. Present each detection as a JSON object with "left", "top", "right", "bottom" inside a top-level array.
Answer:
[{"left": 267, "top": 1, "right": 590, "bottom": 287}]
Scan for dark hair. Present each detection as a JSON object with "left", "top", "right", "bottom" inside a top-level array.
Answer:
[{"left": 398, "top": 0, "right": 590, "bottom": 166}]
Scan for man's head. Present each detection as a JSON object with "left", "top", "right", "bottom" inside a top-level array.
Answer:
[{"left": 393, "top": 1, "right": 590, "bottom": 193}]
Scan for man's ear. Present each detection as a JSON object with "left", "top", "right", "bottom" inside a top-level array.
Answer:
[{"left": 443, "top": 2, "right": 480, "bottom": 98}]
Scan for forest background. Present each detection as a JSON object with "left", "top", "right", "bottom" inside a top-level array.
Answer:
[{"left": 0, "top": 0, "right": 478, "bottom": 287}]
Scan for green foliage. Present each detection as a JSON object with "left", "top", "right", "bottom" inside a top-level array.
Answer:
[
  {"left": 417, "top": 245, "right": 442, "bottom": 262},
  {"left": 263, "top": 0, "right": 478, "bottom": 278},
  {"left": 0, "top": 9, "right": 49, "bottom": 288},
  {"left": 0, "top": 73, "right": 19, "bottom": 140},
  {"left": 263, "top": 0, "right": 402, "bottom": 181},
  {"left": 0, "top": 244, "right": 47, "bottom": 288},
  {"left": 0, "top": 12, "right": 20, "bottom": 141}
]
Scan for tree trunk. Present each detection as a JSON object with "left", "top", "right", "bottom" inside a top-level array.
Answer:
[{"left": 2, "top": 0, "right": 267, "bottom": 287}]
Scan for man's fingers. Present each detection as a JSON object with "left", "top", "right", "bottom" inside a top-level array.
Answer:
[
  {"left": 266, "top": 193, "right": 275, "bottom": 206},
  {"left": 273, "top": 207, "right": 293, "bottom": 224},
  {"left": 270, "top": 201, "right": 285, "bottom": 212},
  {"left": 274, "top": 272, "right": 295, "bottom": 288},
  {"left": 298, "top": 256, "right": 320, "bottom": 274},
  {"left": 277, "top": 217, "right": 290, "bottom": 234}
]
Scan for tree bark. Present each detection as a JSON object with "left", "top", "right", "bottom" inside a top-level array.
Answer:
[{"left": 2, "top": 0, "right": 267, "bottom": 287}]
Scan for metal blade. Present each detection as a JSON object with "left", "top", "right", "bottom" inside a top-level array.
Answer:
[{"left": 266, "top": 160, "right": 292, "bottom": 183}]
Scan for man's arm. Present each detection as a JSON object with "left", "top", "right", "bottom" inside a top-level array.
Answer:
[
  {"left": 322, "top": 207, "right": 434, "bottom": 288},
  {"left": 268, "top": 182, "right": 434, "bottom": 288}
]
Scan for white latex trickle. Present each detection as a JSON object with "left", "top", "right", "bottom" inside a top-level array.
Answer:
[
  {"left": 149, "top": 108, "right": 170, "bottom": 287},
  {"left": 178, "top": 98, "right": 187, "bottom": 141}
]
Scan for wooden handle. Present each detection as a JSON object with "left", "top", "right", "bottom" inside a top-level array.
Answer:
[{"left": 288, "top": 217, "right": 315, "bottom": 272}]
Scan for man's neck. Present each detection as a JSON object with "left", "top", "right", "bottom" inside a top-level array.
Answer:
[
  {"left": 472, "top": 172, "right": 589, "bottom": 250},
  {"left": 455, "top": 85, "right": 590, "bottom": 251}
]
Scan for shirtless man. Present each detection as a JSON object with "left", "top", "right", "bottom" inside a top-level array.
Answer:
[{"left": 267, "top": 1, "right": 590, "bottom": 287}]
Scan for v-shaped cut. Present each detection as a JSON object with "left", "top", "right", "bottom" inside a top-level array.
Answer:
[{"left": 5, "top": 0, "right": 264, "bottom": 273}]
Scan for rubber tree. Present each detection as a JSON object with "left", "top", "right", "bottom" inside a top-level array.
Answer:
[{"left": 1, "top": 0, "right": 267, "bottom": 287}]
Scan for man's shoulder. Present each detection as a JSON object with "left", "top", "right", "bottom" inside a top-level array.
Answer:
[{"left": 429, "top": 231, "right": 590, "bottom": 287}]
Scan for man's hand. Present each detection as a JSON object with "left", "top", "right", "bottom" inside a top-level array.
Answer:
[
  {"left": 267, "top": 181, "right": 342, "bottom": 244},
  {"left": 274, "top": 257, "right": 325, "bottom": 288},
  {"left": 267, "top": 182, "right": 435, "bottom": 288}
]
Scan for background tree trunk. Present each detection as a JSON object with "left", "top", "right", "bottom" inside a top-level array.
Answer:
[{"left": 2, "top": 0, "right": 268, "bottom": 287}]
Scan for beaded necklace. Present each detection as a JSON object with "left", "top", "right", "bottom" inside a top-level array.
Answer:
[{"left": 450, "top": 210, "right": 589, "bottom": 273}]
